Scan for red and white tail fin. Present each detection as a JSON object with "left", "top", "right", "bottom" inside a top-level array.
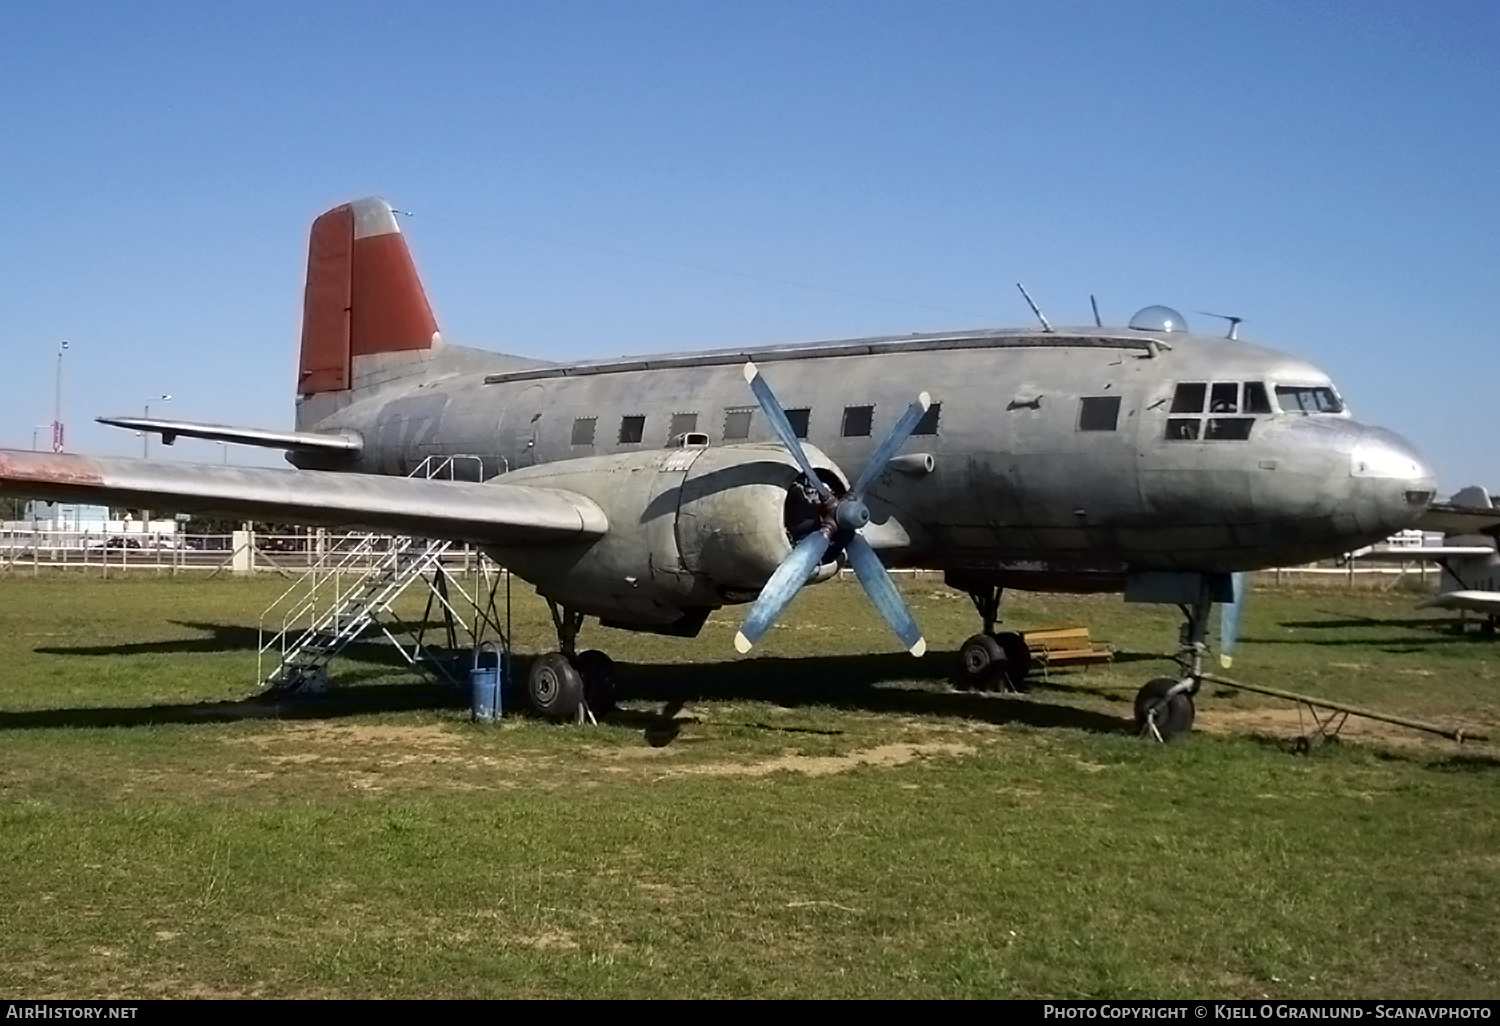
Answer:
[{"left": 297, "top": 197, "right": 441, "bottom": 396}]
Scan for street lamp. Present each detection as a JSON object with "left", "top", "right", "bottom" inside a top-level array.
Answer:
[
  {"left": 52, "top": 340, "right": 68, "bottom": 453},
  {"left": 142, "top": 394, "right": 171, "bottom": 459}
]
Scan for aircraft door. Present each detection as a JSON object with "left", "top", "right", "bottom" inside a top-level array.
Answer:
[{"left": 499, "top": 384, "right": 546, "bottom": 468}]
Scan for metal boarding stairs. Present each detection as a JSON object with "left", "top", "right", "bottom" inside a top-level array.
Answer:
[{"left": 256, "top": 456, "right": 511, "bottom": 695}]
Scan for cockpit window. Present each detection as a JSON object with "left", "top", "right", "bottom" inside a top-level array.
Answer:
[
  {"left": 1209, "top": 382, "right": 1238, "bottom": 413},
  {"left": 1275, "top": 386, "right": 1343, "bottom": 414},
  {"left": 1170, "top": 383, "right": 1206, "bottom": 414},
  {"left": 1166, "top": 380, "right": 1270, "bottom": 442},
  {"left": 1243, "top": 382, "right": 1273, "bottom": 414}
]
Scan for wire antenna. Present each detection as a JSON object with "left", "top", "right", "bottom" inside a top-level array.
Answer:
[
  {"left": 1197, "top": 311, "right": 1243, "bottom": 340},
  {"left": 1090, "top": 294, "right": 1102, "bottom": 327}
]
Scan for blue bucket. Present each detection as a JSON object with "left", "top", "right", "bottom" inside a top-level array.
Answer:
[{"left": 470, "top": 642, "right": 502, "bottom": 722}]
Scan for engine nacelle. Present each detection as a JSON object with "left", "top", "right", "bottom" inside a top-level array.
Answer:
[{"left": 485, "top": 442, "right": 847, "bottom": 630}]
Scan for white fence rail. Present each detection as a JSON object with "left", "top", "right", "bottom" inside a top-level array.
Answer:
[{"left": 0, "top": 530, "right": 487, "bottom": 576}]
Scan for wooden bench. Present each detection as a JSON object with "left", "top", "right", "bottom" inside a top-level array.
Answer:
[{"left": 1021, "top": 624, "right": 1114, "bottom": 679}]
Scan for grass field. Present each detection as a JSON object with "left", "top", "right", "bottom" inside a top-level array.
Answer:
[{"left": 0, "top": 572, "right": 1496, "bottom": 998}]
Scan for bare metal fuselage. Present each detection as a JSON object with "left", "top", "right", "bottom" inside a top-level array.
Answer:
[{"left": 292, "top": 325, "right": 1434, "bottom": 592}]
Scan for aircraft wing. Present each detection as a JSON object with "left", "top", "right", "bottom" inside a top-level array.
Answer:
[
  {"left": 1352, "top": 545, "right": 1496, "bottom": 562},
  {"left": 1417, "top": 503, "right": 1500, "bottom": 536},
  {"left": 97, "top": 416, "right": 362, "bottom": 454},
  {"left": 0, "top": 450, "right": 606, "bottom": 544},
  {"left": 1420, "top": 591, "right": 1500, "bottom": 614}
]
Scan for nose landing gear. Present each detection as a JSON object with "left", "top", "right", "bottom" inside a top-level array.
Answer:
[{"left": 1133, "top": 583, "right": 1220, "bottom": 742}]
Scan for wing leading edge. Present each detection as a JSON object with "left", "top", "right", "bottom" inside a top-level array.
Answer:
[
  {"left": 0, "top": 450, "right": 607, "bottom": 545},
  {"left": 96, "top": 417, "right": 362, "bottom": 454}
]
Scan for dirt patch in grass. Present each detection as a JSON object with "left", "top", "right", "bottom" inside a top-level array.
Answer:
[
  {"left": 655, "top": 741, "right": 975, "bottom": 778},
  {"left": 1196, "top": 705, "right": 1497, "bottom": 753}
]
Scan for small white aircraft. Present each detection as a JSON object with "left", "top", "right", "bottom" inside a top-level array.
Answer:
[{"left": 1360, "top": 486, "right": 1500, "bottom": 631}]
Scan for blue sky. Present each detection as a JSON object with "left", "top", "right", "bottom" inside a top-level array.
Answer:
[{"left": 2, "top": 1, "right": 1496, "bottom": 490}]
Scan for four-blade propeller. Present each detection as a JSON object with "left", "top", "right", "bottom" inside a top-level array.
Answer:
[{"left": 734, "top": 362, "right": 930, "bottom": 657}]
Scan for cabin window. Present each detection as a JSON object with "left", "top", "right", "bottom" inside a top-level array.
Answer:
[
  {"left": 1078, "top": 396, "right": 1121, "bottom": 432},
  {"left": 1276, "top": 386, "right": 1343, "bottom": 414},
  {"left": 1206, "top": 417, "right": 1254, "bottom": 440},
  {"left": 912, "top": 402, "right": 941, "bottom": 436},
  {"left": 842, "top": 405, "right": 874, "bottom": 438},
  {"left": 571, "top": 417, "right": 597, "bottom": 447},
  {"left": 1243, "top": 382, "right": 1273, "bottom": 414},
  {"left": 668, "top": 412, "right": 698, "bottom": 441},
  {"left": 1170, "top": 383, "right": 1206, "bottom": 414},
  {"left": 1210, "top": 382, "right": 1238, "bottom": 413},
  {"left": 786, "top": 408, "right": 811, "bottom": 440},
  {"left": 722, "top": 408, "right": 753, "bottom": 441},
  {"left": 618, "top": 415, "right": 645, "bottom": 444}
]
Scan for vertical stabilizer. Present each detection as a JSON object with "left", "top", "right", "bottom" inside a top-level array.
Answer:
[{"left": 297, "top": 197, "right": 441, "bottom": 397}]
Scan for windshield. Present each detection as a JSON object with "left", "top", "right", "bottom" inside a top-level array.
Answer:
[{"left": 1275, "top": 385, "right": 1343, "bottom": 414}]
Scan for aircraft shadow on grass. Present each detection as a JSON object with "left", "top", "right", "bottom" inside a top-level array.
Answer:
[
  {"left": 14, "top": 625, "right": 1134, "bottom": 738},
  {"left": 1252, "top": 612, "right": 1495, "bottom": 649}
]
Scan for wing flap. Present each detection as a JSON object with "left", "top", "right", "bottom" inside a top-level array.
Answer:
[{"left": 0, "top": 450, "right": 606, "bottom": 544}]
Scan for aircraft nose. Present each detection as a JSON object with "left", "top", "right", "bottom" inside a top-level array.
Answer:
[{"left": 1349, "top": 426, "right": 1437, "bottom": 530}]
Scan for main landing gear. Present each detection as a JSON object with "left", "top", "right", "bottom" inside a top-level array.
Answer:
[
  {"left": 1133, "top": 584, "right": 1218, "bottom": 743},
  {"left": 529, "top": 601, "right": 617, "bottom": 722},
  {"left": 956, "top": 583, "right": 1032, "bottom": 693}
]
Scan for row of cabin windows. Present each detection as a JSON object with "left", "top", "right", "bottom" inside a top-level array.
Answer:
[{"left": 569, "top": 403, "right": 943, "bottom": 447}]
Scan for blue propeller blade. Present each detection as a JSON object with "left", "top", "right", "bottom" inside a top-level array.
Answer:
[
  {"left": 1219, "top": 571, "right": 1248, "bottom": 668},
  {"left": 850, "top": 392, "right": 931, "bottom": 500},
  {"left": 734, "top": 530, "right": 832, "bottom": 653},
  {"left": 844, "top": 534, "right": 926, "bottom": 656},
  {"left": 743, "top": 362, "right": 833, "bottom": 501}
]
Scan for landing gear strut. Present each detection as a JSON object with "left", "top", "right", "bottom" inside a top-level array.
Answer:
[
  {"left": 528, "top": 601, "right": 616, "bottom": 721},
  {"left": 956, "top": 583, "right": 1032, "bottom": 692},
  {"left": 1134, "top": 582, "right": 1219, "bottom": 742}
]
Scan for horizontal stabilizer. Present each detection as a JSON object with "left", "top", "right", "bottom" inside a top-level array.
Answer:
[
  {"left": 0, "top": 449, "right": 607, "bottom": 544},
  {"left": 97, "top": 417, "right": 362, "bottom": 454},
  {"left": 1420, "top": 591, "right": 1500, "bottom": 614}
]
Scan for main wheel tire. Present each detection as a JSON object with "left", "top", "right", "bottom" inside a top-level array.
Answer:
[
  {"left": 959, "top": 633, "right": 1006, "bottom": 690},
  {"left": 994, "top": 631, "right": 1033, "bottom": 691},
  {"left": 1134, "top": 677, "right": 1195, "bottom": 740},
  {"left": 528, "top": 652, "right": 583, "bottom": 721},
  {"left": 575, "top": 649, "right": 617, "bottom": 716}
]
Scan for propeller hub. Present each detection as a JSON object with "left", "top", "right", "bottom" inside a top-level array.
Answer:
[{"left": 836, "top": 499, "right": 871, "bottom": 533}]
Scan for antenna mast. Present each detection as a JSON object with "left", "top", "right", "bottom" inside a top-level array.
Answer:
[{"left": 1016, "top": 283, "right": 1053, "bottom": 333}]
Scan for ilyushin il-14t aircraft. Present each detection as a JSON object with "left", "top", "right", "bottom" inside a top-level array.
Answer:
[{"left": 0, "top": 198, "right": 1439, "bottom": 738}]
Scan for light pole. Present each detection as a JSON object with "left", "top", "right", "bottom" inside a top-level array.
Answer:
[
  {"left": 52, "top": 340, "right": 68, "bottom": 452},
  {"left": 142, "top": 394, "right": 171, "bottom": 459}
]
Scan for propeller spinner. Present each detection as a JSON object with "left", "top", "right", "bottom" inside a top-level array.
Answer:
[{"left": 734, "top": 362, "right": 930, "bottom": 657}]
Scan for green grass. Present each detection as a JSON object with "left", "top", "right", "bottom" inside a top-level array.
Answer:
[{"left": 0, "top": 572, "right": 1496, "bottom": 998}]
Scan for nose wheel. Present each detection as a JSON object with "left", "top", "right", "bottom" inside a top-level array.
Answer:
[
  {"left": 1134, "top": 582, "right": 1220, "bottom": 742},
  {"left": 1134, "top": 676, "right": 1196, "bottom": 741}
]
